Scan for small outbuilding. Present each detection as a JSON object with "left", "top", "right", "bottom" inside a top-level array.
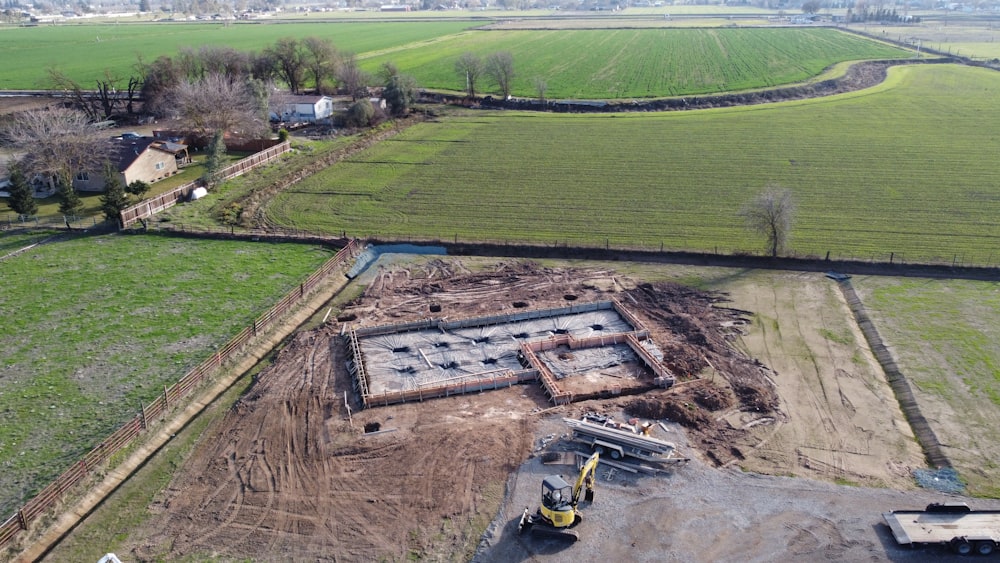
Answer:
[{"left": 269, "top": 95, "right": 335, "bottom": 123}]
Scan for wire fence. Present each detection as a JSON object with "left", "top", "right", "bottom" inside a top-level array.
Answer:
[{"left": 0, "top": 237, "right": 359, "bottom": 553}]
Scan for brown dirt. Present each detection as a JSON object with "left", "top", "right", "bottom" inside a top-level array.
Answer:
[{"left": 112, "top": 258, "right": 930, "bottom": 561}]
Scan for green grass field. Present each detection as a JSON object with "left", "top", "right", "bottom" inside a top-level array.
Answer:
[
  {"left": 360, "top": 27, "right": 911, "bottom": 98},
  {"left": 0, "top": 21, "right": 474, "bottom": 89},
  {"left": 265, "top": 63, "right": 1000, "bottom": 266},
  {"left": 0, "top": 23, "right": 909, "bottom": 98},
  {"left": 0, "top": 232, "right": 332, "bottom": 516},
  {"left": 854, "top": 276, "right": 1000, "bottom": 497}
]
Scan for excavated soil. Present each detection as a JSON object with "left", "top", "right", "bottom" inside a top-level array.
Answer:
[{"left": 119, "top": 259, "right": 945, "bottom": 561}]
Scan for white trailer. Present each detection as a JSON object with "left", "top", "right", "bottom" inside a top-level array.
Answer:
[{"left": 883, "top": 503, "right": 1000, "bottom": 555}]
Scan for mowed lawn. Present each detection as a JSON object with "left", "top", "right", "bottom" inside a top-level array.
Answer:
[
  {"left": 0, "top": 233, "right": 333, "bottom": 516},
  {"left": 361, "top": 27, "right": 911, "bottom": 98},
  {"left": 854, "top": 276, "right": 1000, "bottom": 498},
  {"left": 266, "top": 64, "right": 1000, "bottom": 266},
  {"left": 0, "top": 21, "right": 474, "bottom": 89}
]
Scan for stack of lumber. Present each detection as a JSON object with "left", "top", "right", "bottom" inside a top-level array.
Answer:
[{"left": 563, "top": 418, "right": 676, "bottom": 455}]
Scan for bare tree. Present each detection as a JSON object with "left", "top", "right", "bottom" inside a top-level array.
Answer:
[
  {"left": 454, "top": 52, "right": 484, "bottom": 98},
  {"left": 533, "top": 77, "right": 548, "bottom": 103},
  {"left": 266, "top": 38, "right": 306, "bottom": 94},
  {"left": 302, "top": 36, "right": 339, "bottom": 94},
  {"left": 250, "top": 51, "right": 278, "bottom": 83},
  {"left": 199, "top": 46, "right": 251, "bottom": 81},
  {"left": 0, "top": 107, "right": 112, "bottom": 203},
  {"left": 739, "top": 185, "right": 796, "bottom": 257},
  {"left": 167, "top": 73, "right": 268, "bottom": 138},
  {"left": 336, "top": 54, "right": 370, "bottom": 101},
  {"left": 139, "top": 55, "right": 185, "bottom": 117},
  {"left": 485, "top": 51, "right": 515, "bottom": 100}
]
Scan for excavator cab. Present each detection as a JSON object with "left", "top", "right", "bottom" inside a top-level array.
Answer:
[{"left": 541, "top": 476, "right": 572, "bottom": 511}]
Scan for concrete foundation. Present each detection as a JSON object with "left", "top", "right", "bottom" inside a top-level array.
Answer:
[{"left": 345, "top": 300, "right": 675, "bottom": 408}]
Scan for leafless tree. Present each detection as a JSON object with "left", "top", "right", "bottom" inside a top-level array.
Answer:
[
  {"left": 266, "top": 38, "right": 306, "bottom": 94},
  {"left": 167, "top": 73, "right": 268, "bottom": 138},
  {"left": 485, "top": 51, "right": 515, "bottom": 100},
  {"left": 250, "top": 51, "right": 279, "bottom": 83},
  {"left": 337, "top": 54, "right": 371, "bottom": 101},
  {"left": 0, "top": 107, "right": 112, "bottom": 195},
  {"left": 454, "top": 52, "right": 484, "bottom": 98},
  {"left": 302, "top": 36, "right": 339, "bottom": 94},
  {"left": 138, "top": 55, "right": 185, "bottom": 117},
  {"left": 91, "top": 70, "right": 143, "bottom": 119},
  {"left": 198, "top": 46, "right": 252, "bottom": 81},
  {"left": 533, "top": 77, "right": 548, "bottom": 103},
  {"left": 739, "top": 184, "right": 796, "bottom": 257}
]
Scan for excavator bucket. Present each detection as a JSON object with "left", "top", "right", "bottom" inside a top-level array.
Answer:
[{"left": 518, "top": 507, "right": 533, "bottom": 535}]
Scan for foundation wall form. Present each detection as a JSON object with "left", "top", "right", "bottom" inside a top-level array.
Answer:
[
  {"left": 360, "top": 368, "right": 539, "bottom": 408},
  {"left": 347, "top": 301, "right": 665, "bottom": 408}
]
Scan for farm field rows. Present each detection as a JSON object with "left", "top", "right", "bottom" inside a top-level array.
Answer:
[
  {"left": 854, "top": 276, "right": 1000, "bottom": 497},
  {"left": 0, "top": 233, "right": 333, "bottom": 517},
  {"left": 860, "top": 21, "right": 1000, "bottom": 60},
  {"left": 361, "top": 27, "right": 911, "bottom": 98},
  {"left": 266, "top": 64, "right": 1000, "bottom": 266},
  {"left": 0, "top": 21, "right": 473, "bottom": 89}
]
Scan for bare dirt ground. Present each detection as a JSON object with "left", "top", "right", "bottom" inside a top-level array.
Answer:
[{"left": 96, "top": 256, "right": 988, "bottom": 562}]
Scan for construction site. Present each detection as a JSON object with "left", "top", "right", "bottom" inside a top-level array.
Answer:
[{"left": 52, "top": 255, "right": 1000, "bottom": 562}]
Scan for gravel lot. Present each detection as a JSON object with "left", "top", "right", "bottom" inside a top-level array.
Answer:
[{"left": 476, "top": 412, "right": 1000, "bottom": 563}]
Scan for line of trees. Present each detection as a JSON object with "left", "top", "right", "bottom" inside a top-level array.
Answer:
[
  {"left": 454, "top": 51, "right": 516, "bottom": 99},
  {"left": 1, "top": 35, "right": 427, "bottom": 223}
]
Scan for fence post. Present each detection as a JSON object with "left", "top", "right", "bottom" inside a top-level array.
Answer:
[
  {"left": 139, "top": 401, "right": 147, "bottom": 430},
  {"left": 17, "top": 509, "right": 27, "bottom": 530},
  {"left": 163, "top": 385, "right": 169, "bottom": 408}
]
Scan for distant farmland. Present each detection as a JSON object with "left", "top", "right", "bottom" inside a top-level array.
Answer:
[
  {"left": 361, "top": 27, "right": 912, "bottom": 98},
  {"left": 0, "top": 21, "right": 474, "bottom": 89},
  {"left": 0, "top": 24, "right": 909, "bottom": 98},
  {"left": 265, "top": 64, "right": 1000, "bottom": 266}
]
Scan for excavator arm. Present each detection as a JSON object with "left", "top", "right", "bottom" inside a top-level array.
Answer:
[{"left": 571, "top": 452, "right": 600, "bottom": 505}]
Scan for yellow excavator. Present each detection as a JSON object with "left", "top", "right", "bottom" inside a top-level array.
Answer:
[{"left": 518, "top": 452, "right": 600, "bottom": 542}]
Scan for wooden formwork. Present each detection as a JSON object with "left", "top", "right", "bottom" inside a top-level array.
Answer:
[{"left": 349, "top": 300, "right": 670, "bottom": 408}]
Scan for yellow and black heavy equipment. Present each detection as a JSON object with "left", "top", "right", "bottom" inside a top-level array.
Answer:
[{"left": 518, "top": 452, "right": 599, "bottom": 542}]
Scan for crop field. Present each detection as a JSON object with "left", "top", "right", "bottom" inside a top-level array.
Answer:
[
  {"left": 855, "top": 21, "right": 1000, "bottom": 60},
  {"left": 0, "top": 21, "right": 474, "bottom": 89},
  {"left": 853, "top": 276, "right": 1000, "bottom": 497},
  {"left": 0, "top": 233, "right": 333, "bottom": 516},
  {"left": 361, "top": 27, "right": 911, "bottom": 98},
  {"left": 266, "top": 63, "right": 1000, "bottom": 266}
]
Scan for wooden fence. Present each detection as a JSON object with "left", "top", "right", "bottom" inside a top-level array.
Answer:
[
  {"left": 0, "top": 237, "right": 359, "bottom": 553},
  {"left": 120, "top": 141, "right": 291, "bottom": 228}
]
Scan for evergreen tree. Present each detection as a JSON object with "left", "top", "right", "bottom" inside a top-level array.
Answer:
[
  {"left": 201, "top": 130, "right": 227, "bottom": 190},
  {"left": 384, "top": 73, "right": 418, "bottom": 117},
  {"left": 6, "top": 160, "right": 37, "bottom": 218},
  {"left": 57, "top": 175, "right": 84, "bottom": 218},
  {"left": 127, "top": 180, "right": 151, "bottom": 198},
  {"left": 100, "top": 162, "right": 130, "bottom": 224}
]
